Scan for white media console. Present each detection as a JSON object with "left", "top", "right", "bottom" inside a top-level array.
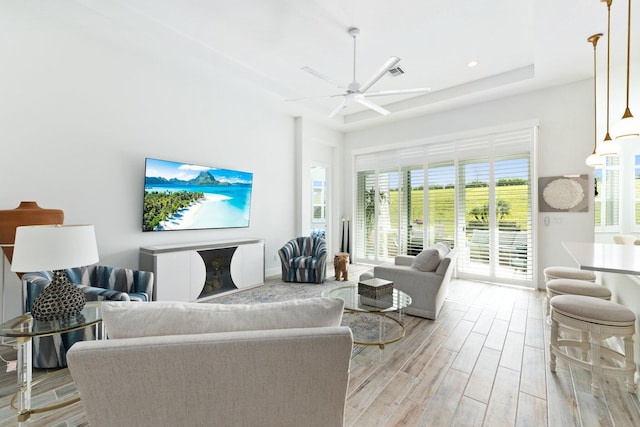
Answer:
[{"left": 139, "top": 238, "right": 265, "bottom": 301}]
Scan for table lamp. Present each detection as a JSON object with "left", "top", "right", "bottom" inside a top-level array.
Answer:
[{"left": 11, "top": 224, "right": 99, "bottom": 321}]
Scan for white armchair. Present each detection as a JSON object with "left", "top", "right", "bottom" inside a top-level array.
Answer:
[{"left": 360, "top": 246, "right": 457, "bottom": 320}]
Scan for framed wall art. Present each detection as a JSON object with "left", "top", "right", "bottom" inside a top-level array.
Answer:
[{"left": 538, "top": 174, "right": 588, "bottom": 212}]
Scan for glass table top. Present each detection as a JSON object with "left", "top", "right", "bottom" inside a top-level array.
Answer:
[
  {"left": 0, "top": 301, "right": 102, "bottom": 338},
  {"left": 322, "top": 285, "right": 412, "bottom": 313}
]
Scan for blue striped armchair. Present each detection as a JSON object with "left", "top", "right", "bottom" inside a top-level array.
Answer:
[
  {"left": 23, "top": 265, "right": 154, "bottom": 368},
  {"left": 278, "top": 236, "right": 328, "bottom": 284}
]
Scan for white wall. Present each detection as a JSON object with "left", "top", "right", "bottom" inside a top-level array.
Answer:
[
  {"left": 0, "top": 3, "right": 607, "bottom": 325},
  {"left": 294, "top": 118, "right": 344, "bottom": 254},
  {"left": 344, "top": 80, "right": 596, "bottom": 289},
  {"left": 0, "top": 2, "right": 305, "bottom": 318}
]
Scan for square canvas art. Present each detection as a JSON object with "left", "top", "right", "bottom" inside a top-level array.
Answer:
[{"left": 538, "top": 174, "right": 588, "bottom": 212}]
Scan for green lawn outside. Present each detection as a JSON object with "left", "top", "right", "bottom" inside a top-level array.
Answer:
[{"left": 386, "top": 185, "right": 530, "bottom": 238}]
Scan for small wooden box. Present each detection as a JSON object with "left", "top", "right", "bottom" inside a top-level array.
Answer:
[{"left": 358, "top": 278, "right": 393, "bottom": 299}]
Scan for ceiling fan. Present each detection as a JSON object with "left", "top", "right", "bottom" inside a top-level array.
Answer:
[{"left": 290, "top": 27, "right": 431, "bottom": 118}]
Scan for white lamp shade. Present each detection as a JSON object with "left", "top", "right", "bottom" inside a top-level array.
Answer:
[
  {"left": 11, "top": 224, "right": 99, "bottom": 272},
  {"left": 595, "top": 139, "right": 620, "bottom": 156},
  {"left": 611, "top": 115, "right": 640, "bottom": 140},
  {"left": 585, "top": 152, "right": 604, "bottom": 167}
]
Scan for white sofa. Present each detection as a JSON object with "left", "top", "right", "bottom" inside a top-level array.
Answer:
[
  {"left": 67, "top": 298, "right": 353, "bottom": 427},
  {"left": 360, "top": 244, "right": 457, "bottom": 320}
]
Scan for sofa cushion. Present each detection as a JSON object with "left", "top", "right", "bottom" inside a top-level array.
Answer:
[
  {"left": 102, "top": 297, "right": 345, "bottom": 339},
  {"left": 411, "top": 248, "right": 441, "bottom": 272},
  {"left": 289, "top": 255, "right": 320, "bottom": 268},
  {"left": 434, "top": 241, "right": 451, "bottom": 257}
]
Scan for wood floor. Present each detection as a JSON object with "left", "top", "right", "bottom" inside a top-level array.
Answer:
[{"left": 0, "top": 276, "right": 639, "bottom": 426}]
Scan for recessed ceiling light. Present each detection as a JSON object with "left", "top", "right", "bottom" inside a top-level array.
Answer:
[{"left": 467, "top": 60, "right": 478, "bottom": 68}]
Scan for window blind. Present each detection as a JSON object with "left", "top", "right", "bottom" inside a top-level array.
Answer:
[
  {"left": 355, "top": 171, "right": 376, "bottom": 260},
  {"left": 595, "top": 156, "right": 620, "bottom": 229},
  {"left": 427, "top": 162, "right": 455, "bottom": 248},
  {"left": 353, "top": 126, "right": 534, "bottom": 286}
]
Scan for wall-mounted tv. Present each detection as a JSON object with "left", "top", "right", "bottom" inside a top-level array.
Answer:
[{"left": 143, "top": 158, "right": 253, "bottom": 232}]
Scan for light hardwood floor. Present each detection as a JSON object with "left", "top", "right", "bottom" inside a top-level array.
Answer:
[{"left": 0, "top": 276, "right": 639, "bottom": 426}]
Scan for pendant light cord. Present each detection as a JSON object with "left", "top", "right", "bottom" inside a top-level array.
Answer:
[
  {"left": 590, "top": 33, "right": 603, "bottom": 152},
  {"left": 625, "top": 0, "right": 631, "bottom": 111},
  {"left": 606, "top": 1, "right": 612, "bottom": 138}
]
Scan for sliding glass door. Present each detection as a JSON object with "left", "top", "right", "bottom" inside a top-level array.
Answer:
[
  {"left": 354, "top": 127, "right": 535, "bottom": 287},
  {"left": 458, "top": 159, "right": 491, "bottom": 272},
  {"left": 356, "top": 171, "right": 377, "bottom": 260},
  {"left": 355, "top": 166, "right": 424, "bottom": 262},
  {"left": 456, "top": 155, "right": 532, "bottom": 285},
  {"left": 427, "top": 163, "right": 456, "bottom": 249}
]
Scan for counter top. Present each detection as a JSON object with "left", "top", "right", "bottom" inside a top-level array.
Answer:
[
  {"left": 562, "top": 241, "right": 640, "bottom": 275},
  {"left": 140, "top": 238, "right": 264, "bottom": 254}
]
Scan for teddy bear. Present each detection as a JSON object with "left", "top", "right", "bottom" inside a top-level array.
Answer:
[{"left": 334, "top": 253, "right": 349, "bottom": 281}]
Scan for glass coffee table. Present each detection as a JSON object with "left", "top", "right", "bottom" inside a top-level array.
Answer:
[
  {"left": 0, "top": 302, "right": 104, "bottom": 422},
  {"left": 322, "top": 284, "right": 412, "bottom": 349}
]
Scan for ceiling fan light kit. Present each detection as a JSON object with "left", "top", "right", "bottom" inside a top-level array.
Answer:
[{"left": 295, "top": 27, "right": 431, "bottom": 118}]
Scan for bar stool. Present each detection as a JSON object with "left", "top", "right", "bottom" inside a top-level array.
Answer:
[
  {"left": 545, "top": 278, "right": 611, "bottom": 318},
  {"left": 543, "top": 266, "right": 597, "bottom": 317},
  {"left": 549, "top": 295, "right": 636, "bottom": 397},
  {"left": 544, "top": 266, "right": 597, "bottom": 282}
]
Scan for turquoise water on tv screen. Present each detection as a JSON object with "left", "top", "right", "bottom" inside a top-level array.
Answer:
[{"left": 145, "top": 184, "right": 252, "bottom": 230}]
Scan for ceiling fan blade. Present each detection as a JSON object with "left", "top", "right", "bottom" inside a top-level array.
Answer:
[
  {"left": 355, "top": 97, "right": 390, "bottom": 116},
  {"left": 359, "top": 56, "right": 401, "bottom": 93},
  {"left": 328, "top": 98, "right": 351, "bottom": 118},
  {"left": 285, "top": 93, "right": 344, "bottom": 102},
  {"left": 363, "top": 87, "right": 432, "bottom": 97},
  {"left": 301, "top": 66, "right": 347, "bottom": 89}
]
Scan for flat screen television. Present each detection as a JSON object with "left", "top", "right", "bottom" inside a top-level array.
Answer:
[{"left": 143, "top": 158, "right": 253, "bottom": 232}]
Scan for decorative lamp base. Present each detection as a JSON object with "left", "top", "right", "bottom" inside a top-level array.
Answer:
[{"left": 31, "top": 270, "right": 86, "bottom": 321}]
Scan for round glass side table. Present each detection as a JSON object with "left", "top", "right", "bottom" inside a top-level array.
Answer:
[{"left": 0, "top": 301, "right": 103, "bottom": 422}]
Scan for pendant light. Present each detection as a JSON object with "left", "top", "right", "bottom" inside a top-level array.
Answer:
[
  {"left": 596, "top": 0, "right": 619, "bottom": 156},
  {"left": 586, "top": 33, "right": 605, "bottom": 167},
  {"left": 611, "top": 0, "right": 640, "bottom": 139}
]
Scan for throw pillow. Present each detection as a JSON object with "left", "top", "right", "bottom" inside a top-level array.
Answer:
[
  {"left": 411, "top": 248, "right": 441, "bottom": 272},
  {"left": 102, "top": 297, "right": 345, "bottom": 339},
  {"left": 434, "top": 241, "right": 451, "bottom": 257}
]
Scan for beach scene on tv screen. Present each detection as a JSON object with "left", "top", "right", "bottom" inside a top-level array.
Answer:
[{"left": 143, "top": 158, "right": 253, "bottom": 231}]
